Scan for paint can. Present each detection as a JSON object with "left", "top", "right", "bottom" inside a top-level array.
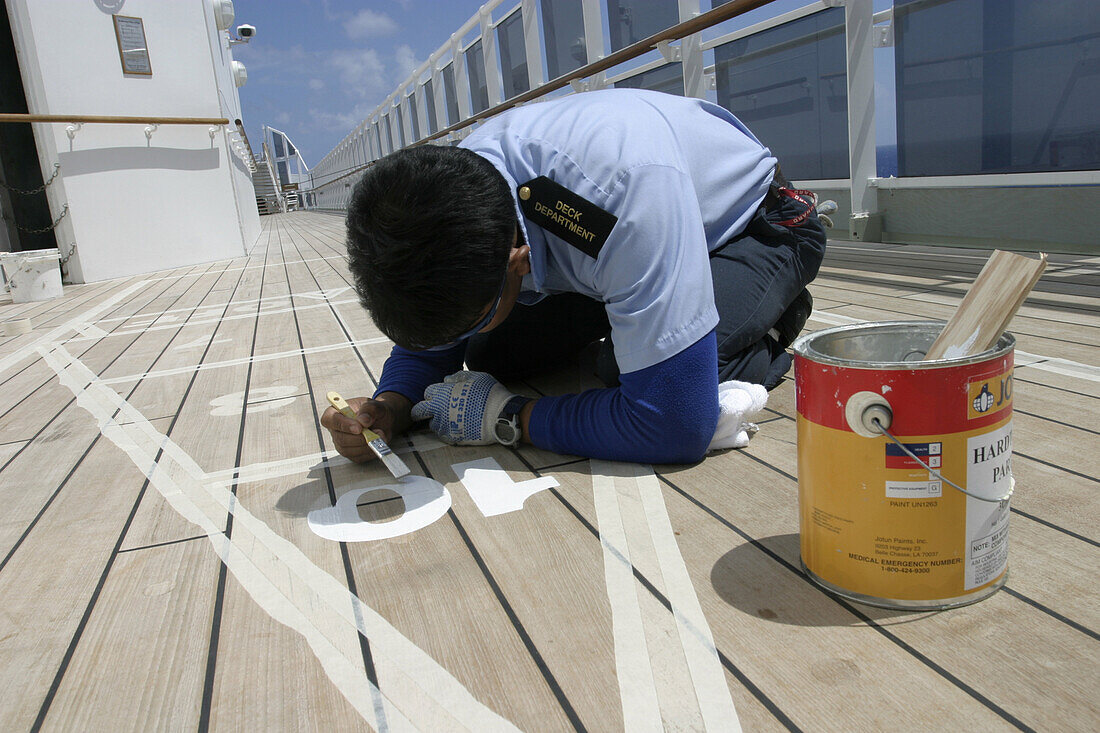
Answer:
[
  {"left": 1, "top": 317, "right": 33, "bottom": 336},
  {"left": 793, "top": 322, "right": 1014, "bottom": 610},
  {"left": 0, "top": 248, "right": 63, "bottom": 304}
]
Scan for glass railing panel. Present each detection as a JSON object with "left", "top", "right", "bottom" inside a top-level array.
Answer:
[
  {"left": 423, "top": 78, "right": 439, "bottom": 135},
  {"left": 407, "top": 93, "right": 420, "bottom": 142},
  {"left": 614, "top": 62, "right": 684, "bottom": 96},
  {"left": 498, "top": 9, "right": 530, "bottom": 99},
  {"left": 607, "top": 0, "right": 679, "bottom": 52},
  {"left": 714, "top": 6, "right": 848, "bottom": 180},
  {"left": 442, "top": 62, "right": 460, "bottom": 125},
  {"left": 383, "top": 114, "right": 394, "bottom": 154},
  {"left": 394, "top": 105, "right": 407, "bottom": 148},
  {"left": 895, "top": 0, "right": 1100, "bottom": 176},
  {"left": 541, "top": 0, "right": 587, "bottom": 79},
  {"left": 466, "top": 40, "right": 491, "bottom": 114}
]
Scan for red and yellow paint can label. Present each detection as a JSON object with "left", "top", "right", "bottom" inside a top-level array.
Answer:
[{"left": 795, "top": 348, "right": 1014, "bottom": 605}]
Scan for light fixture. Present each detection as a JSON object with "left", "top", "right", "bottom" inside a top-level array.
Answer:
[{"left": 211, "top": 0, "right": 234, "bottom": 31}]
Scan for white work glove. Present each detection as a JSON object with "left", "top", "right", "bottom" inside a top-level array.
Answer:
[{"left": 410, "top": 370, "right": 520, "bottom": 445}]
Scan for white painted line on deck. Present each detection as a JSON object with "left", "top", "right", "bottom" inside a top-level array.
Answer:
[
  {"left": 592, "top": 460, "right": 741, "bottom": 732},
  {"left": 39, "top": 342, "right": 520, "bottom": 732},
  {"left": 94, "top": 286, "right": 347, "bottom": 324},
  {"left": 636, "top": 469, "right": 742, "bottom": 733},
  {"left": 0, "top": 280, "right": 149, "bottom": 378},
  {"left": 204, "top": 434, "right": 447, "bottom": 487},
  {"left": 64, "top": 299, "right": 362, "bottom": 343},
  {"left": 141, "top": 256, "right": 346, "bottom": 282},
  {"left": 99, "top": 336, "right": 390, "bottom": 384},
  {"left": 592, "top": 466, "right": 664, "bottom": 732}
]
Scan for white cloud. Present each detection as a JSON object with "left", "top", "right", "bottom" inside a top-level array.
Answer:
[
  {"left": 328, "top": 48, "right": 389, "bottom": 98},
  {"left": 307, "top": 104, "right": 372, "bottom": 133},
  {"left": 393, "top": 44, "right": 421, "bottom": 81},
  {"left": 309, "top": 78, "right": 325, "bottom": 91},
  {"left": 345, "top": 9, "right": 398, "bottom": 39}
]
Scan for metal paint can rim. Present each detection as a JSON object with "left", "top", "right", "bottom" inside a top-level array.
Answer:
[{"left": 792, "top": 320, "right": 1015, "bottom": 370}]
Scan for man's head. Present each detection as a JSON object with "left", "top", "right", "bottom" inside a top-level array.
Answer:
[{"left": 345, "top": 145, "right": 516, "bottom": 349}]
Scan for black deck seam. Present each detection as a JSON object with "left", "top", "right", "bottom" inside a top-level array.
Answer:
[
  {"left": 30, "top": 479, "right": 153, "bottom": 732},
  {"left": 1015, "top": 451, "right": 1099, "bottom": 483},
  {"left": 0, "top": 262, "right": 226, "bottom": 573},
  {"left": 814, "top": 275, "right": 1100, "bottom": 322},
  {"left": 28, "top": 260, "right": 235, "bottom": 727},
  {"left": 1013, "top": 408, "right": 1100, "bottom": 435},
  {"left": 508, "top": 450, "right": 801, "bottom": 732},
  {"left": 199, "top": 228, "right": 274, "bottom": 732},
  {"left": 117, "top": 534, "right": 208, "bottom": 554},
  {"left": 1000, "top": 586, "right": 1099, "bottom": 642},
  {"left": 1009, "top": 507, "right": 1099, "bottom": 548},
  {"left": 279, "top": 218, "right": 387, "bottom": 728},
  {"left": 405, "top": 447, "right": 588, "bottom": 733},
  {"left": 0, "top": 434, "right": 100, "bottom": 575},
  {"left": 653, "top": 472, "right": 1035, "bottom": 733},
  {"left": 0, "top": 267, "right": 201, "bottom": 435},
  {"left": 1011, "top": 374, "right": 1098, "bottom": 400},
  {"left": 289, "top": 217, "right": 586, "bottom": 729}
]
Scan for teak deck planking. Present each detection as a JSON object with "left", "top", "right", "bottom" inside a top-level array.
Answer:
[{"left": 0, "top": 211, "right": 1096, "bottom": 732}]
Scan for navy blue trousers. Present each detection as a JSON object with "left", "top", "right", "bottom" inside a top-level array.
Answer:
[{"left": 467, "top": 192, "right": 827, "bottom": 389}]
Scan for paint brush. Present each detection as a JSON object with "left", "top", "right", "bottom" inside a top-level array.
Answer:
[{"left": 326, "top": 391, "right": 410, "bottom": 479}]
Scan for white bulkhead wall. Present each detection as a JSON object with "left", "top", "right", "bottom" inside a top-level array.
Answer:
[{"left": 6, "top": 0, "right": 260, "bottom": 283}]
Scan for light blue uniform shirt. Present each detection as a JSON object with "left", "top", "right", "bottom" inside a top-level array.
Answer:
[{"left": 461, "top": 89, "right": 776, "bottom": 374}]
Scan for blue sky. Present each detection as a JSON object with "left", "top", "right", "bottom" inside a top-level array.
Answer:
[
  {"left": 232, "top": 0, "right": 894, "bottom": 167},
  {"left": 232, "top": 0, "right": 489, "bottom": 165}
]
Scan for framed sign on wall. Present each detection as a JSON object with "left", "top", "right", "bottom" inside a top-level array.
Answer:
[{"left": 112, "top": 15, "right": 152, "bottom": 75}]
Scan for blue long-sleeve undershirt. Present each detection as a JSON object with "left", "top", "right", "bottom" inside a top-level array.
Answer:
[
  {"left": 374, "top": 343, "right": 465, "bottom": 404},
  {"left": 375, "top": 331, "right": 720, "bottom": 464},
  {"left": 529, "top": 331, "right": 719, "bottom": 463}
]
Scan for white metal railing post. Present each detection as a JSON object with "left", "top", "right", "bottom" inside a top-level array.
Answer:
[
  {"left": 481, "top": 8, "right": 503, "bottom": 108},
  {"left": 430, "top": 52, "right": 448, "bottom": 132},
  {"left": 452, "top": 35, "right": 473, "bottom": 122},
  {"left": 678, "top": 0, "right": 706, "bottom": 99},
  {"left": 521, "top": 0, "right": 546, "bottom": 91},
  {"left": 845, "top": 0, "right": 881, "bottom": 241},
  {"left": 580, "top": 0, "right": 606, "bottom": 89}
]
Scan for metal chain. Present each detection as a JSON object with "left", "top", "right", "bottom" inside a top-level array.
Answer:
[
  {"left": 0, "top": 163, "right": 60, "bottom": 195},
  {"left": 8, "top": 203, "right": 69, "bottom": 234},
  {"left": 58, "top": 240, "right": 76, "bottom": 266}
]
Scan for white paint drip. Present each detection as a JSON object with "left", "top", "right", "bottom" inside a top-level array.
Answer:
[
  {"left": 38, "top": 342, "right": 520, "bottom": 732},
  {"left": 940, "top": 328, "right": 981, "bottom": 360},
  {"left": 452, "top": 458, "right": 559, "bottom": 517}
]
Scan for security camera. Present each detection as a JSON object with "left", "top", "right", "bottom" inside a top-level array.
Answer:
[{"left": 237, "top": 24, "right": 256, "bottom": 39}]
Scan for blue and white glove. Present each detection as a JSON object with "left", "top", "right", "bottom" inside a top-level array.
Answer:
[{"left": 410, "top": 371, "right": 520, "bottom": 445}]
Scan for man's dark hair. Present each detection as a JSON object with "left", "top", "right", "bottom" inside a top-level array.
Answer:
[{"left": 345, "top": 145, "right": 515, "bottom": 349}]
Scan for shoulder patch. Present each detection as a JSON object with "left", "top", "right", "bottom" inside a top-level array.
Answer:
[{"left": 517, "top": 176, "right": 617, "bottom": 258}]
